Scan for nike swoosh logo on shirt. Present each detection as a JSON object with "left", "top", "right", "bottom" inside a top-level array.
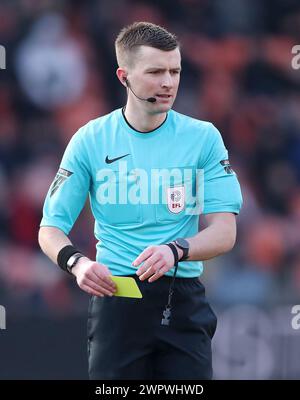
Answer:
[{"left": 105, "top": 154, "right": 130, "bottom": 164}]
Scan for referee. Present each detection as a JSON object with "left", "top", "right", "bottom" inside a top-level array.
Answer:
[{"left": 39, "top": 22, "right": 242, "bottom": 380}]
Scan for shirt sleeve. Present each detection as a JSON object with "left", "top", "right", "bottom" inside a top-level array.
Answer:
[
  {"left": 40, "top": 128, "right": 91, "bottom": 234},
  {"left": 199, "top": 123, "right": 243, "bottom": 215}
]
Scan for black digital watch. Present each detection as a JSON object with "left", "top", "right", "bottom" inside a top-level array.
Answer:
[{"left": 174, "top": 238, "right": 190, "bottom": 261}]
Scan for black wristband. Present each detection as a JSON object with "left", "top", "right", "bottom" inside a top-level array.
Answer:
[{"left": 57, "top": 245, "right": 80, "bottom": 274}]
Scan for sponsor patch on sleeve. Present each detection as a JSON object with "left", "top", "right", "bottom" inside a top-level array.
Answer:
[
  {"left": 50, "top": 168, "right": 73, "bottom": 197},
  {"left": 220, "top": 159, "right": 234, "bottom": 174}
]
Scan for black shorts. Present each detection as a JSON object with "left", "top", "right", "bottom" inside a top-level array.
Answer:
[{"left": 87, "top": 274, "right": 217, "bottom": 380}]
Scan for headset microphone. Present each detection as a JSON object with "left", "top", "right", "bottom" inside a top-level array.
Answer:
[
  {"left": 145, "top": 97, "right": 157, "bottom": 103},
  {"left": 124, "top": 78, "right": 157, "bottom": 103}
]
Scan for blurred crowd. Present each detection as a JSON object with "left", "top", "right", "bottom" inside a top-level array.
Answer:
[{"left": 1, "top": 0, "right": 300, "bottom": 316}]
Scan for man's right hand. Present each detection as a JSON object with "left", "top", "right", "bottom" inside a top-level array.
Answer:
[{"left": 71, "top": 257, "right": 117, "bottom": 297}]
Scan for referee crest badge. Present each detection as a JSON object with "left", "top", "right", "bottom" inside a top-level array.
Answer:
[
  {"left": 220, "top": 159, "right": 234, "bottom": 174},
  {"left": 50, "top": 168, "right": 73, "bottom": 197},
  {"left": 167, "top": 186, "right": 185, "bottom": 214}
]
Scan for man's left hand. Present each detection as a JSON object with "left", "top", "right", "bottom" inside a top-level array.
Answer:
[{"left": 132, "top": 244, "right": 183, "bottom": 283}]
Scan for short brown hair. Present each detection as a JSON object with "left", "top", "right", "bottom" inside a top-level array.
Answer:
[{"left": 115, "top": 21, "right": 179, "bottom": 68}]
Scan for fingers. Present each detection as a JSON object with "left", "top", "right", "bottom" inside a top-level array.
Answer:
[
  {"left": 90, "top": 269, "right": 116, "bottom": 292},
  {"left": 139, "top": 259, "right": 166, "bottom": 281},
  {"left": 90, "top": 274, "right": 116, "bottom": 295},
  {"left": 132, "top": 246, "right": 154, "bottom": 267},
  {"left": 134, "top": 245, "right": 175, "bottom": 282},
  {"left": 76, "top": 262, "right": 116, "bottom": 297},
  {"left": 80, "top": 276, "right": 115, "bottom": 297},
  {"left": 81, "top": 284, "right": 104, "bottom": 297},
  {"left": 148, "top": 265, "right": 170, "bottom": 283},
  {"left": 92, "top": 264, "right": 114, "bottom": 284},
  {"left": 82, "top": 285, "right": 105, "bottom": 297},
  {"left": 136, "top": 253, "right": 160, "bottom": 277}
]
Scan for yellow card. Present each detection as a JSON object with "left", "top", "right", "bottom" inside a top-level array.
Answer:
[{"left": 110, "top": 276, "right": 143, "bottom": 298}]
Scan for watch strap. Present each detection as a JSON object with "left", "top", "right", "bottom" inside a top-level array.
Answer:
[
  {"left": 175, "top": 239, "right": 189, "bottom": 261},
  {"left": 66, "top": 253, "right": 84, "bottom": 274},
  {"left": 164, "top": 243, "right": 179, "bottom": 267}
]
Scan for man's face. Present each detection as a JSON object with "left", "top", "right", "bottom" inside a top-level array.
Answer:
[{"left": 127, "top": 45, "right": 181, "bottom": 114}]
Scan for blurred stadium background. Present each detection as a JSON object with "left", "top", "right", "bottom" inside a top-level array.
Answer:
[{"left": 1, "top": 0, "right": 300, "bottom": 379}]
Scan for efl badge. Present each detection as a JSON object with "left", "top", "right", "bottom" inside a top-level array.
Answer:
[{"left": 167, "top": 186, "right": 185, "bottom": 214}]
